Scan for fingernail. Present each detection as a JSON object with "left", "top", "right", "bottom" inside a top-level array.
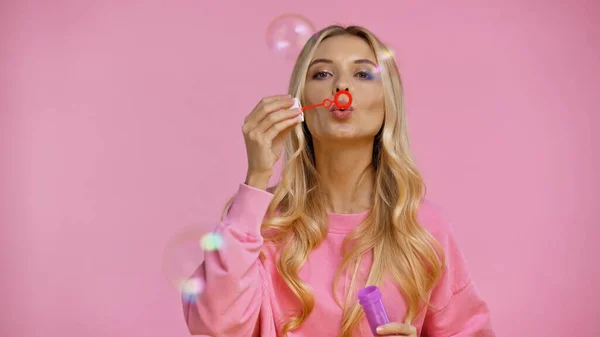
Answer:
[{"left": 376, "top": 327, "right": 383, "bottom": 334}]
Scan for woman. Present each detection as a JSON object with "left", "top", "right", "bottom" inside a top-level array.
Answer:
[{"left": 182, "top": 25, "right": 495, "bottom": 337}]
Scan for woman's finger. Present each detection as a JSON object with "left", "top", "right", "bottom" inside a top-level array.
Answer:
[
  {"left": 245, "top": 96, "right": 295, "bottom": 127},
  {"left": 376, "top": 322, "right": 417, "bottom": 336},
  {"left": 262, "top": 110, "right": 303, "bottom": 143},
  {"left": 254, "top": 107, "right": 301, "bottom": 134}
]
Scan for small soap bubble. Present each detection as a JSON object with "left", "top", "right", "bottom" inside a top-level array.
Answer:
[
  {"left": 373, "top": 47, "right": 396, "bottom": 78},
  {"left": 200, "top": 232, "right": 224, "bottom": 251},
  {"left": 380, "top": 48, "right": 395, "bottom": 61},
  {"left": 266, "top": 14, "right": 316, "bottom": 60},
  {"left": 162, "top": 228, "right": 207, "bottom": 294},
  {"left": 180, "top": 277, "right": 205, "bottom": 303}
]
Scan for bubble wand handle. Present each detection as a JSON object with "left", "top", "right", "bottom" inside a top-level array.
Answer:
[
  {"left": 300, "top": 90, "right": 352, "bottom": 111},
  {"left": 301, "top": 99, "right": 333, "bottom": 111}
]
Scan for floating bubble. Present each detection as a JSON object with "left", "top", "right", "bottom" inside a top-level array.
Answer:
[
  {"left": 373, "top": 66, "right": 383, "bottom": 77},
  {"left": 380, "top": 48, "right": 395, "bottom": 61},
  {"left": 373, "top": 47, "right": 396, "bottom": 78},
  {"left": 201, "top": 232, "right": 224, "bottom": 251},
  {"left": 266, "top": 14, "right": 316, "bottom": 60},
  {"left": 162, "top": 228, "right": 209, "bottom": 296},
  {"left": 180, "top": 277, "right": 205, "bottom": 303}
]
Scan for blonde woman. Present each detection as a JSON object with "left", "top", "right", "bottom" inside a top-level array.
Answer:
[{"left": 182, "top": 25, "right": 495, "bottom": 337}]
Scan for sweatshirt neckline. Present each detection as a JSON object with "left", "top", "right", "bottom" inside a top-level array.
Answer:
[{"left": 326, "top": 209, "right": 370, "bottom": 234}]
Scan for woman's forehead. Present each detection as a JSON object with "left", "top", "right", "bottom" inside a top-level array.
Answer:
[{"left": 311, "top": 35, "right": 377, "bottom": 63}]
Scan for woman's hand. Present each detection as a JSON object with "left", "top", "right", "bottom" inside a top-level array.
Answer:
[
  {"left": 376, "top": 322, "right": 417, "bottom": 336},
  {"left": 242, "top": 94, "right": 303, "bottom": 190}
]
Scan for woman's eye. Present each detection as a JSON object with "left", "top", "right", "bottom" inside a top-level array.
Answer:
[
  {"left": 356, "top": 71, "right": 375, "bottom": 80},
  {"left": 312, "top": 70, "right": 375, "bottom": 80},
  {"left": 312, "top": 71, "right": 331, "bottom": 79}
]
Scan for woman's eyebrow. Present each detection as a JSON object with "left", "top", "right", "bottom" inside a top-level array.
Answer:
[{"left": 308, "top": 58, "right": 377, "bottom": 69}]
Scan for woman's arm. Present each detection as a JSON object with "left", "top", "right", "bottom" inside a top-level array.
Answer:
[{"left": 182, "top": 183, "right": 274, "bottom": 336}]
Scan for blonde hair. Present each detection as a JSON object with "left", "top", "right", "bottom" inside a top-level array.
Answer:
[{"left": 225, "top": 25, "right": 445, "bottom": 337}]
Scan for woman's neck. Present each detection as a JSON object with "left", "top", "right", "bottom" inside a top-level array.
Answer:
[{"left": 312, "top": 140, "right": 375, "bottom": 214}]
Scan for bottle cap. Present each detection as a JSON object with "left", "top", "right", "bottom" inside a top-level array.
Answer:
[{"left": 358, "top": 285, "right": 382, "bottom": 305}]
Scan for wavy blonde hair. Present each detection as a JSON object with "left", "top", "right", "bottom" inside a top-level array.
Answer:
[{"left": 225, "top": 25, "right": 445, "bottom": 337}]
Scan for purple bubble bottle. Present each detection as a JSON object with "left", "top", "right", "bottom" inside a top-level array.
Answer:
[{"left": 358, "top": 285, "right": 390, "bottom": 335}]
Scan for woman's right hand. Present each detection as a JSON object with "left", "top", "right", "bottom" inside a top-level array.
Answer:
[{"left": 242, "top": 94, "right": 303, "bottom": 189}]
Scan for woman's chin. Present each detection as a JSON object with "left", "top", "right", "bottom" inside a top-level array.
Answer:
[
  {"left": 309, "top": 121, "right": 377, "bottom": 143},
  {"left": 317, "top": 126, "right": 365, "bottom": 142}
]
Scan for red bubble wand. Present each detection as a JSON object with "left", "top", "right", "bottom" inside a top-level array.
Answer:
[{"left": 301, "top": 90, "right": 353, "bottom": 111}]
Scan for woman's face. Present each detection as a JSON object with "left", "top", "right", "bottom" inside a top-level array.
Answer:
[{"left": 303, "top": 35, "right": 385, "bottom": 142}]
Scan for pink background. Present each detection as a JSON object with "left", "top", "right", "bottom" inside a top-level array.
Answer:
[{"left": 2, "top": 0, "right": 598, "bottom": 336}]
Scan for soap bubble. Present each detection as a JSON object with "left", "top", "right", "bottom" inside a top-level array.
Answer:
[
  {"left": 201, "top": 232, "right": 224, "bottom": 251},
  {"left": 380, "top": 47, "right": 395, "bottom": 61},
  {"left": 181, "top": 277, "right": 205, "bottom": 303},
  {"left": 266, "top": 14, "right": 316, "bottom": 60},
  {"left": 162, "top": 228, "right": 223, "bottom": 298},
  {"left": 373, "top": 47, "right": 396, "bottom": 77}
]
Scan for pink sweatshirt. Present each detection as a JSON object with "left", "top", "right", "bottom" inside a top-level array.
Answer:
[{"left": 182, "top": 183, "right": 495, "bottom": 336}]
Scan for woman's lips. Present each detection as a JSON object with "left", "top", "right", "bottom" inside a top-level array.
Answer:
[{"left": 330, "top": 106, "right": 354, "bottom": 120}]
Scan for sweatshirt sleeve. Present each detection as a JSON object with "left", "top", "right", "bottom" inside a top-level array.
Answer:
[
  {"left": 182, "top": 183, "right": 274, "bottom": 336},
  {"left": 421, "top": 206, "right": 496, "bottom": 337}
]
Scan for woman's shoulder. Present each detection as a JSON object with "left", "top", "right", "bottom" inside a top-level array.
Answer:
[{"left": 416, "top": 198, "right": 456, "bottom": 240}]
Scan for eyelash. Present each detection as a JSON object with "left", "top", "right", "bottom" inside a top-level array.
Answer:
[{"left": 312, "top": 71, "right": 375, "bottom": 80}]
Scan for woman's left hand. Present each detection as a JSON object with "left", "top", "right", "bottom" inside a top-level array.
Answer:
[{"left": 376, "top": 322, "right": 417, "bottom": 336}]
